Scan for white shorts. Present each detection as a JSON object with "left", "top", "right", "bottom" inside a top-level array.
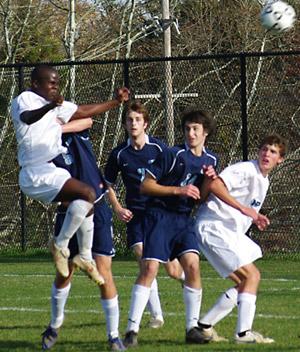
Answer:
[
  {"left": 196, "top": 221, "right": 262, "bottom": 278},
  {"left": 19, "top": 162, "right": 71, "bottom": 203}
]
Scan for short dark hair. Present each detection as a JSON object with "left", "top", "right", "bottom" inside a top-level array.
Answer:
[
  {"left": 122, "top": 100, "right": 150, "bottom": 124},
  {"left": 259, "top": 133, "right": 288, "bottom": 157},
  {"left": 181, "top": 109, "right": 216, "bottom": 138},
  {"left": 30, "top": 65, "right": 57, "bottom": 82}
]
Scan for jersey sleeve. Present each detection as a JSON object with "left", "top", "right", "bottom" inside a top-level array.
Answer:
[
  {"left": 219, "top": 161, "right": 251, "bottom": 192},
  {"left": 146, "top": 147, "right": 175, "bottom": 180},
  {"left": 104, "top": 149, "right": 119, "bottom": 185},
  {"left": 56, "top": 101, "right": 78, "bottom": 123},
  {"left": 14, "top": 92, "right": 43, "bottom": 117}
]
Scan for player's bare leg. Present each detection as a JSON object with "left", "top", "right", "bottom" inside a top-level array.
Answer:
[{"left": 133, "top": 244, "right": 164, "bottom": 328}]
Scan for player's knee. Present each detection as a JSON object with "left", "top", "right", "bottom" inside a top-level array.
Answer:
[
  {"left": 252, "top": 267, "right": 261, "bottom": 283},
  {"left": 142, "top": 261, "right": 158, "bottom": 280},
  {"left": 184, "top": 260, "right": 199, "bottom": 279},
  {"left": 244, "top": 266, "right": 261, "bottom": 285},
  {"left": 165, "top": 263, "right": 180, "bottom": 280}
]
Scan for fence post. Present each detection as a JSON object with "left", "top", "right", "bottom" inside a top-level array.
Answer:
[
  {"left": 123, "top": 60, "right": 130, "bottom": 89},
  {"left": 17, "top": 65, "right": 26, "bottom": 252},
  {"left": 240, "top": 53, "right": 248, "bottom": 161}
]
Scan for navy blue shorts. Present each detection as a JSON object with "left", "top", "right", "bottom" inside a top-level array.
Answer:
[
  {"left": 126, "top": 210, "right": 145, "bottom": 248},
  {"left": 54, "top": 200, "right": 115, "bottom": 258},
  {"left": 142, "top": 207, "right": 199, "bottom": 262}
]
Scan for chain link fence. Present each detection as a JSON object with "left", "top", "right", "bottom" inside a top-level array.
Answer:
[{"left": 0, "top": 52, "right": 299, "bottom": 258}]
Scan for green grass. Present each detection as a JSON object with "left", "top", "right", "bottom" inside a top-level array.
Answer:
[{"left": 1, "top": 258, "right": 300, "bottom": 351}]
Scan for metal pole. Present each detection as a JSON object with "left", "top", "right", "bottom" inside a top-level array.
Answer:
[
  {"left": 161, "top": 0, "right": 174, "bottom": 145},
  {"left": 240, "top": 53, "right": 248, "bottom": 161},
  {"left": 69, "top": 0, "right": 76, "bottom": 100},
  {"left": 18, "top": 66, "right": 26, "bottom": 252}
]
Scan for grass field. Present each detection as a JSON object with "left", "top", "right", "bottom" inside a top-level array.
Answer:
[{"left": 1, "top": 257, "right": 300, "bottom": 352}]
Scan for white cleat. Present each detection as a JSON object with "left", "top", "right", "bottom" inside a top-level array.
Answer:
[
  {"left": 199, "top": 326, "right": 228, "bottom": 342},
  {"left": 72, "top": 255, "right": 105, "bottom": 286},
  {"left": 148, "top": 315, "right": 164, "bottom": 329},
  {"left": 235, "top": 330, "right": 275, "bottom": 344},
  {"left": 49, "top": 238, "right": 70, "bottom": 278}
]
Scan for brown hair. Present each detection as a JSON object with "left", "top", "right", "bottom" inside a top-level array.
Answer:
[
  {"left": 181, "top": 109, "right": 216, "bottom": 138},
  {"left": 259, "top": 133, "right": 288, "bottom": 157},
  {"left": 122, "top": 100, "right": 150, "bottom": 124}
]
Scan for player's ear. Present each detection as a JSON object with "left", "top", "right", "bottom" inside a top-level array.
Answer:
[{"left": 277, "top": 156, "right": 284, "bottom": 165}]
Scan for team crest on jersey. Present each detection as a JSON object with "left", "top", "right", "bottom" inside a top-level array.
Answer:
[
  {"left": 181, "top": 173, "right": 198, "bottom": 186},
  {"left": 62, "top": 153, "right": 73, "bottom": 165},
  {"left": 250, "top": 199, "right": 261, "bottom": 208},
  {"left": 148, "top": 159, "right": 155, "bottom": 164},
  {"left": 137, "top": 168, "right": 146, "bottom": 182}
]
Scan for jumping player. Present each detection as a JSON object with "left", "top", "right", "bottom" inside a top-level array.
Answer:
[
  {"left": 195, "top": 134, "right": 287, "bottom": 344},
  {"left": 11, "top": 64, "right": 129, "bottom": 281},
  {"left": 123, "top": 109, "right": 218, "bottom": 347}
]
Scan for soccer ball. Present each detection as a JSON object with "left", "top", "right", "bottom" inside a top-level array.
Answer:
[{"left": 260, "top": 1, "right": 296, "bottom": 33}]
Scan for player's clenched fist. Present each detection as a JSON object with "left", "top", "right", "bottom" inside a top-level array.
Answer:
[{"left": 116, "top": 87, "right": 130, "bottom": 103}]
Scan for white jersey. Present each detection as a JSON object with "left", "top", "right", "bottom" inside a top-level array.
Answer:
[
  {"left": 11, "top": 90, "right": 78, "bottom": 167},
  {"left": 197, "top": 160, "right": 269, "bottom": 234}
]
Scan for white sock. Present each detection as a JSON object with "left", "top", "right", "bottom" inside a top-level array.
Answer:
[
  {"left": 179, "top": 271, "right": 186, "bottom": 283},
  {"left": 183, "top": 285, "right": 202, "bottom": 331},
  {"left": 50, "top": 283, "right": 71, "bottom": 329},
  {"left": 236, "top": 292, "right": 257, "bottom": 334},
  {"left": 126, "top": 284, "right": 151, "bottom": 333},
  {"left": 146, "top": 278, "right": 163, "bottom": 319},
  {"left": 200, "top": 287, "right": 238, "bottom": 326},
  {"left": 76, "top": 214, "right": 94, "bottom": 261},
  {"left": 55, "top": 200, "right": 93, "bottom": 249},
  {"left": 101, "top": 296, "right": 120, "bottom": 339}
]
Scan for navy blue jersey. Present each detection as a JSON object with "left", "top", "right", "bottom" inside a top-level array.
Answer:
[
  {"left": 53, "top": 129, "right": 106, "bottom": 201},
  {"left": 104, "top": 135, "right": 167, "bottom": 211},
  {"left": 146, "top": 143, "right": 218, "bottom": 214}
]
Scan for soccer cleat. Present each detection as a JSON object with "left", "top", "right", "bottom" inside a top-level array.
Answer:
[
  {"left": 148, "top": 315, "right": 164, "bottom": 329},
  {"left": 197, "top": 326, "right": 228, "bottom": 342},
  {"left": 185, "top": 326, "right": 212, "bottom": 344},
  {"left": 49, "top": 238, "right": 70, "bottom": 278},
  {"left": 235, "top": 330, "right": 275, "bottom": 344},
  {"left": 72, "top": 255, "right": 105, "bottom": 286},
  {"left": 108, "top": 336, "right": 127, "bottom": 351},
  {"left": 123, "top": 330, "right": 138, "bottom": 348},
  {"left": 41, "top": 325, "right": 58, "bottom": 350}
]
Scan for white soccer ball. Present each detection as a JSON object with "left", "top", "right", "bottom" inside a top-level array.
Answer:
[{"left": 260, "top": 1, "right": 296, "bottom": 33}]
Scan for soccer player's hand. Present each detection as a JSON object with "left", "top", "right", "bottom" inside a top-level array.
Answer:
[
  {"left": 241, "top": 207, "right": 270, "bottom": 231},
  {"left": 116, "top": 87, "right": 130, "bottom": 103},
  {"left": 116, "top": 207, "right": 133, "bottom": 222},
  {"left": 176, "top": 184, "right": 200, "bottom": 200},
  {"left": 253, "top": 213, "right": 270, "bottom": 231},
  {"left": 203, "top": 164, "right": 217, "bottom": 180}
]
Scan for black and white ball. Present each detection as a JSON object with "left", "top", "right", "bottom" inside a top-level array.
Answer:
[{"left": 260, "top": 1, "right": 296, "bottom": 33}]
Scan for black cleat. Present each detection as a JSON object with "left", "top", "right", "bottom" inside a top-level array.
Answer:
[
  {"left": 123, "top": 330, "right": 138, "bottom": 348},
  {"left": 41, "top": 325, "right": 58, "bottom": 350},
  {"left": 186, "top": 326, "right": 212, "bottom": 344}
]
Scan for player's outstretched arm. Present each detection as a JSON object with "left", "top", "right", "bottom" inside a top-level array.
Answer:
[
  {"left": 209, "top": 177, "right": 270, "bottom": 229},
  {"left": 60, "top": 118, "right": 93, "bottom": 133},
  {"left": 71, "top": 87, "right": 130, "bottom": 120},
  {"left": 209, "top": 177, "right": 254, "bottom": 215},
  {"left": 141, "top": 174, "right": 200, "bottom": 200}
]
